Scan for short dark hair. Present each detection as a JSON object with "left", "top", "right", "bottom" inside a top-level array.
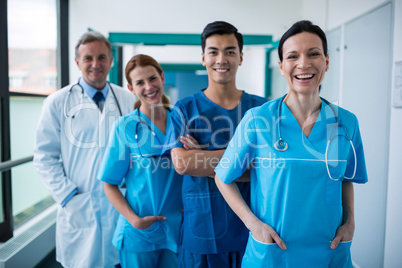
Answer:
[
  {"left": 278, "top": 20, "right": 327, "bottom": 62},
  {"left": 75, "top": 31, "right": 112, "bottom": 58},
  {"left": 201, "top": 21, "right": 243, "bottom": 53}
]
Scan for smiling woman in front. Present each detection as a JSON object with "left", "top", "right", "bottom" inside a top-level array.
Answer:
[{"left": 214, "top": 20, "right": 368, "bottom": 268}]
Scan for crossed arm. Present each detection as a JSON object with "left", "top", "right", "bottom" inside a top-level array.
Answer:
[
  {"left": 171, "top": 149, "right": 224, "bottom": 177},
  {"left": 170, "top": 134, "right": 224, "bottom": 177},
  {"left": 171, "top": 135, "right": 250, "bottom": 181}
]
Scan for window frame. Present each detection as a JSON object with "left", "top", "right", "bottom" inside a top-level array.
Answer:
[
  {"left": 0, "top": 0, "right": 13, "bottom": 243},
  {"left": 0, "top": 0, "right": 69, "bottom": 242}
]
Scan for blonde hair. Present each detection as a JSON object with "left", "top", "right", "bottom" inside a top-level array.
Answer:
[{"left": 125, "top": 54, "right": 170, "bottom": 110}]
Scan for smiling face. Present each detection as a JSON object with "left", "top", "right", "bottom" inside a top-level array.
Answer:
[
  {"left": 279, "top": 32, "right": 329, "bottom": 96},
  {"left": 202, "top": 33, "right": 243, "bottom": 87},
  {"left": 75, "top": 41, "right": 113, "bottom": 90},
  {"left": 127, "top": 65, "right": 165, "bottom": 109}
]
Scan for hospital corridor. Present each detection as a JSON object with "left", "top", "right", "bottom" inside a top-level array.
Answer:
[{"left": 0, "top": 0, "right": 402, "bottom": 267}]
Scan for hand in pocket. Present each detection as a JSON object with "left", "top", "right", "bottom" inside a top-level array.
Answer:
[
  {"left": 131, "top": 215, "right": 166, "bottom": 230},
  {"left": 249, "top": 220, "right": 287, "bottom": 250},
  {"left": 330, "top": 221, "right": 354, "bottom": 249}
]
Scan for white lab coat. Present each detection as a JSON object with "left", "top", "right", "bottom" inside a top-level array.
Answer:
[{"left": 33, "top": 82, "right": 135, "bottom": 268}]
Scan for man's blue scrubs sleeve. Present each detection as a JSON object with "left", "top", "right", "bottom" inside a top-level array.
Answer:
[
  {"left": 215, "top": 109, "right": 256, "bottom": 184},
  {"left": 163, "top": 104, "right": 188, "bottom": 154}
]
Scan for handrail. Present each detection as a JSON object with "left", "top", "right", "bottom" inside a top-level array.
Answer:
[{"left": 0, "top": 156, "right": 33, "bottom": 172}]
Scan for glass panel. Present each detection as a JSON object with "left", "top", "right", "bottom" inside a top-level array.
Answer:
[
  {"left": 0, "top": 97, "right": 3, "bottom": 224},
  {"left": 11, "top": 163, "right": 54, "bottom": 228},
  {"left": 8, "top": 0, "right": 57, "bottom": 95},
  {"left": 9, "top": 96, "right": 45, "bottom": 159},
  {"left": 7, "top": 0, "right": 58, "bottom": 228},
  {"left": 10, "top": 96, "right": 53, "bottom": 228}
]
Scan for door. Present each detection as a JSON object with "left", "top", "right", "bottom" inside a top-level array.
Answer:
[{"left": 342, "top": 3, "right": 392, "bottom": 268}]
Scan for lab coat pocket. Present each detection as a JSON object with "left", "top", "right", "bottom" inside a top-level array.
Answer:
[
  {"left": 242, "top": 232, "right": 286, "bottom": 268},
  {"left": 186, "top": 191, "right": 228, "bottom": 239},
  {"left": 63, "top": 192, "right": 96, "bottom": 229},
  {"left": 328, "top": 240, "right": 353, "bottom": 268}
]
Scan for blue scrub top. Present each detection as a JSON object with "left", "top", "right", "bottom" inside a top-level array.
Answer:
[
  {"left": 164, "top": 89, "right": 267, "bottom": 254},
  {"left": 215, "top": 96, "right": 368, "bottom": 267},
  {"left": 98, "top": 108, "right": 183, "bottom": 253}
]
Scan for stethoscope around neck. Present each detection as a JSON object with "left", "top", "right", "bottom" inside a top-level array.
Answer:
[
  {"left": 274, "top": 94, "right": 357, "bottom": 181},
  {"left": 64, "top": 80, "right": 122, "bottom": 118},
  {"left": 134, "top": 104, "right": 170, "bottom": 159}
]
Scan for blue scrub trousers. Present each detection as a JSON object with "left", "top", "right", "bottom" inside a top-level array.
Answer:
[
  {"left": 119, "top": 247, "right": 177, "bottom": 268},
  {"left": 178, "top": 246, "right": 243, "bottom": 268}
]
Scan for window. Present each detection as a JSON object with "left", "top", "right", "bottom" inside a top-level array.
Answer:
[
  {"left": 0, "top": 179, "right": 3, "bottom": 224},
  {"left": 9, "top": 71, "right": 28, "bottom": 90},
  {"left": 8, "top": 0, "right": 58, "bottom": 230},
  {"left": 8, "top": 0, "right": 58, "bottom": 96},
  {"left": 0, "top": 0, "right": 68, "bottom": 242}
]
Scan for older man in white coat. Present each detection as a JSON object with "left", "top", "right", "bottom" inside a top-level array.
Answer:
[{"left": 34, "top": 32, "right": 135, "bottom": 268}]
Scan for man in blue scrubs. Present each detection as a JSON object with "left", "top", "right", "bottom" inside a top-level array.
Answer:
[{"left": 164, "top": 21, "right": 267, "bottom": 267}]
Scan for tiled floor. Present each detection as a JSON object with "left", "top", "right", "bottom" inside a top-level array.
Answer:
[
  {"left": 34, "top": 250, "right": 122, "bottom": 268},
  {"left": 34, "top": 250, "right": 63, "bottom": 268}
]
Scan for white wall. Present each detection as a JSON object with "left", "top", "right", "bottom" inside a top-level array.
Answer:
[
  {"left": 301, "top": 0, "right": 388, "bottom": 32},
  {"left": 301, "top": 0, "right": 328, "bottom": 28},
  {"left": 236, "top": 46, "right": 267, "bottom": 96},
  {"left": 69, "top": 0, "right": 303, "bottom": 39},
  {"left": 69, "top": 0, "right": 303, "bottom": 94},
  {"left": 326, "top": 0, "right": 389, "bottom": 30},
  {"left": 384, "top": 1, "right": 402, "bottom": 267}
]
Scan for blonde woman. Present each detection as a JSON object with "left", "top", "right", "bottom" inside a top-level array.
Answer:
[{"left": 98, "top": 54, "right": 182, "bottom": 268}]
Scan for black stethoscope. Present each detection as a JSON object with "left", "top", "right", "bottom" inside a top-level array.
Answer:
[
  {"left": 274, "top": 94, "right": 356, "bottom": 181},
  {"left": 134, "top": 104, "right": 170, "bottom": 158},
  {"left": 64, "top": 80, "right": 122, "bottom": 118}
]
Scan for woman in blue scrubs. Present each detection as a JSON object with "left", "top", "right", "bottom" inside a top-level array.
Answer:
[
  {"left": 97, "top": 54, "right": 182, "bottom": 268},
  {"left": 214, "top": 20, "right": 368, "bottom": 268}
]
